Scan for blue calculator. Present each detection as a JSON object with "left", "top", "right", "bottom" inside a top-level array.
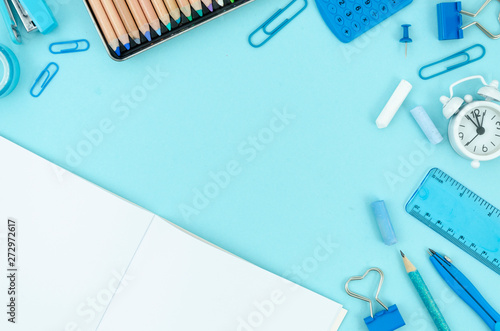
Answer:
[{"left": 315, "top": 0, "right": 413, "bottom": 43}]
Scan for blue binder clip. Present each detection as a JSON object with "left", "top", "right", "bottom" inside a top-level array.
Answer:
[
  {"left": 345, "top": 268, "right": 406, "bottom": 331},
  {"left": 248, "top": 0, "right": 308, "bottom": 48},
  {"left": 0, "top": 0, "right": 57, "bottom": 44},
  {"left": 437, "top": 0, "right": 500, "bottom": 40}
]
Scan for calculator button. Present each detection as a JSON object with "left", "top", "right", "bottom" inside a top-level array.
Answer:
[
  {"left": 379, "top": 3, "right": 388, "bottom": 13},
  {"left": 335, "top": 15, "right": 344, "bottom": 25},
  {"left": 342, "top": 27, "right": 351, "bottom": 37},
  {"left": 327, "top": 4, "right": 337, "bottom": 13},
  {"left": 338, "top": 0, "right": 346, "bottom": 7},
  {"left": 363, "top": 0, "right": 372, "bottom": 7},
  {"left": 389, "top": 0, "right": 399, "bottom": 8},
  {"left": 360, "top": 15, "right": 370, "bottom": 25},
  {"left": 344, "top": 10, "right": 353, "bottom": 19},
  {"left": 352, "top": 21, "right": 360, "bottom": 31},
  {"left": 370, "top": 9, "right": 379, "bottom": 19},
  {"left": 354, "top": 4, "right": 362, "bottom": 12}
]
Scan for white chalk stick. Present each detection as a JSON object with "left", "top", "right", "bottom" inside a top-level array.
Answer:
[{"left": 376, "top": 79, "right": 412, "bottom": 129}]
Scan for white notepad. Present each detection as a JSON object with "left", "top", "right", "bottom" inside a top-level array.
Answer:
[{"left": 0, "top": 137, "right": 346, "bottom": 331}]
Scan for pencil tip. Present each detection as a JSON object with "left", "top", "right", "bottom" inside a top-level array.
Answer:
[
  {"left": 124, "top": 43, "right": 130, "bottom": 50},
  {"left": 145, "top": 31, "right": 152, "bottom": 42},
  {"left": 187, "top": 15, "right": 193, "bottom": 21},
  {"left": 114, "top": 47, "right": 121, "bottom": 57},
  {"left": 207, "top": 4, "right": 213, "bottom": 11},
  {"left": 134, "top": 38, "right": 141, "bottom": 45},
  {"left": 400, "top": 250, "right": 405, "bottom": 258},
  {"left": 156, "top": 28, "right": 162, "bottom": 36},
  {"left": 428, "top": 248, "right": 436, "bottom": 255},
  {"left": 166, "top": 23, "right": 172, "bottom": 31}
]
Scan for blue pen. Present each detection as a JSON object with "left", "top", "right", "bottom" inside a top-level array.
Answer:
[{"left": 429, "top": 249, "right": 500, "bottom": 331}]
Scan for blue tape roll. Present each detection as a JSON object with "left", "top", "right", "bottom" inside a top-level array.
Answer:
[{"left": 0, "top": 43, "right": 20, "bottom": 98}]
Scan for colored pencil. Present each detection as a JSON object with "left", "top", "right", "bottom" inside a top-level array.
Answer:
[
  {"left": 163, "top": 0, "right": 181, "bottom": 23},
  {"left": 113, "top": 0, "right": 141, "bottom": 44},
  {"left": 88, "top": 0, "right": 121, "bottom": 56},
  {"left": 138, "top": 0, "right": 162, "bottom": 36},
  {"left": 126, "top": 0, "right": 152, "bottom": 41},
  {"left": 188, "top": 0, "right": 203, "bottom": 17},
  {"left": 400, "top": 251, "right": 451, "bottom": 331},
  {"left": 215, "top": 0, "right": 223, "bottom": 6},
  {"left": 101, "top": 0, "right": 131, "bottom": 50},
  {"left": 151, "top": 0, "right": 172, "bottom": 30},
  {"left": 200, "top": 0, "right": 213, "bottom": 11},
  {"left": 176, "top": 0, "right": 192, "bottom": 21}
]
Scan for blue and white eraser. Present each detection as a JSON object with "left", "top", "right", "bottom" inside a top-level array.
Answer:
[
  {"left": 371, "top": 200, "right": 398, "bottom": 246},
  {"left": 410, "top": 106, "right": 443, "bottom": 145},
  {"left": 19, "top": 0, "right": 58, "bottom": 34},
  {"left": 0, "top": 43, "right": 20, "bottom": 98}
]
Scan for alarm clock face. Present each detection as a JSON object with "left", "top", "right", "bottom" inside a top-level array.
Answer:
[{"left": 455, "top": 102, "right": 500, "bottom": 158}]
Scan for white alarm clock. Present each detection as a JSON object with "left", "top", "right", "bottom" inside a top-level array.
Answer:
[{"left": 440, "top": 75, "right": 500, "bottom": 169}]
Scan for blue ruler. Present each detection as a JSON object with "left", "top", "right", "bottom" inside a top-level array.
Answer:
[{"left": 406, "top": 168, "right": 500, "bottom": 275}]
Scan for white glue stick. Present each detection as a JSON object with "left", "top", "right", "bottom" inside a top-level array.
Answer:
[{"left": 376, "top": 79, "right": 412, "bottom": 129}]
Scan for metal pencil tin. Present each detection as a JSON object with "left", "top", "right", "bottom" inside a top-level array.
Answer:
[{"left": 83, "top": 0, "right": 255, "bottom": 61}]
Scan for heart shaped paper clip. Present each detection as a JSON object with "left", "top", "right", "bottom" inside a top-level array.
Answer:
[{"left": 345, "top": 267, "right": 389, "bottom": 318}]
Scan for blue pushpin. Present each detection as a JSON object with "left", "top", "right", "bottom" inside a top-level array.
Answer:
[{"left": 399, "top": 24, "right": 412, "bottom": 58}]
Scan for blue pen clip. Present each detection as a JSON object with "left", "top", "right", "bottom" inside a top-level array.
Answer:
[
  {"left": 419, "top": 44, "right": 485, "bottom": 80},
  {"left": 49, "top": 40, "right": 90, "bottom": 54},
  {"left": 248, "top": 0, "right": 308, "bottom": 48},
  {"left": 30, "top": 62, "right": 59, "bottom": 98},
  {"left": 429, "top": 250, "right": 500, "bottom": 331}
]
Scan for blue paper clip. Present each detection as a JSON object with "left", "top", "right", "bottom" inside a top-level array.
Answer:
[
  {"left": 419, "top": 44, "right": 485, "bottom": 80},
  {"left": 49, "top": 39, "right": 90, "bottom": 54},
  {"left": 248, "top": 0, "right": 308, "bottom": 48},
  {"left": 30, "top": 62, "right": 59, "bottom": 98}
]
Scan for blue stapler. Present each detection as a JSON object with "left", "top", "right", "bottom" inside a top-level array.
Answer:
[{"left": 0, "top": 0, "right": 57, "bottom": 44}]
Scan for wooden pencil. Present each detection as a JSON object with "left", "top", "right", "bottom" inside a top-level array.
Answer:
[
  {"left": 200, "top": 0, "right": 213, "bottom": 12},
  {"left": 400, "top": 251, "right": 451, "bottom": 331},
  {"left": 138, "top": 0, "right": 162, "bottom": 36},
  {"left": 163, "top": 0, "right": 181, "bottom": 23},
  {"left": 113, "top": 0, "right": 141, "bottom": 44},
  {"left": 176, "top": 0, "right": 192, "bottom": 21},
  {"left": 126, "top": 0, "right": 152, "bottom": 41},
  {"left": 88, "top": 0, "right": 121, "bottom": 56},
  {"left": 101, "top": 0, "right": 131, "bottom": 50},
  {"left": 151, "top": 0, "right": 172, "bottom": 30},
  {"left": 188, "top": 0, "right": 203, "bottom": 17}
]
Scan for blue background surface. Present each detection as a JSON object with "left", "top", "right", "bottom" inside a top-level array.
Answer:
[{"left": 1, "top": 0, "right": 500, "bottom": 329}]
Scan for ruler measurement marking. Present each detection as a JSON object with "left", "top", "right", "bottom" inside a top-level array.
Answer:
[{"left": 407, "top": 169, "right": 500, "bottom": 275}]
